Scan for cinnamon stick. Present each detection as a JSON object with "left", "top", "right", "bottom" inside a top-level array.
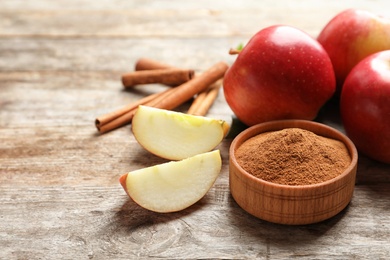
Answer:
[
  {"left": 96, "top": 61, "right": 229, "bottom": 134},
  {"left": 96, "top": 92, "right": 158, "bottom": 128},
  {"left": 188, "top": 80, "right": 222, "bottom": 116},
  {"left": 135, "top": 58, "right": 176, "bottom": 71},
  {"left": 187, "top": 90, "right": 208, "bottom": 115},
  {"left": 143, "top": 87, "right": 177, "bottom": 108},
  {"left": 122, "top": 68, "right": 195, "bottom": 88},
  {"left": 152, "top": 61, "right": 229, "bottom": 111},
  {"left": 95, "top": 88, "right": 174, "bottom": 134}
]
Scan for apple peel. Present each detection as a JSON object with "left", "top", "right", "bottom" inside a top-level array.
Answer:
[
  {"left": 132, "top": 105, "right": 230, "bottom": 160},
  {"left": 119, "top": 150, "right": 222, "bottom": 213}
]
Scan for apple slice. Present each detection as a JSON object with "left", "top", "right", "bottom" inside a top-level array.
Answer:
[
  {"left": 132, "top": 105, "right": 229, "bottom": 160},
  {"left": 119, "top": 150, "right": 222, "bottom": 213}
]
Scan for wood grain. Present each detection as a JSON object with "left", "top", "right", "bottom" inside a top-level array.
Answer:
[
  {"left": 1, "top": 185, "right": 390, "bottom": 259},
  {"left": 1, "top": 0, "right": 390, "bottom": 259}
]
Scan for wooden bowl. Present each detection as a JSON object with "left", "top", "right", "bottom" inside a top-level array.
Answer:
[{"left": 229, "top": 120, "right": 358, "bottom": 225}]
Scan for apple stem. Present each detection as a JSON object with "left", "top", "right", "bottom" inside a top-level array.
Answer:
[{"left": 229, "top": 48, "right": 241, "bottom": 55}]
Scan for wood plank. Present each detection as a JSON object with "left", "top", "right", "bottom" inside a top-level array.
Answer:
[
  {"left": 0, "top": 38, "right": 239, "bottom": 71},
  {"left": 1, "top": 185, "right": 389, "bottom": 259},
  {"left": 1, "top": 0, "right": 388, "bottom": 11},
  {"left": 0, "top": 2, "right": 389, "bottom": 38}
]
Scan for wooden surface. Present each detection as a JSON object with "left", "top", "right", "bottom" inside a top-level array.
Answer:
[{"left": 1, "top": 1, "right": 390, "bottom": 259}]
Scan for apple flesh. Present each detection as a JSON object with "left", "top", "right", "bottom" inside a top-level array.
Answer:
[
  {"left": 340, "top": 50, "right": 390, "bottom": 164},
  {"left": 119, "top": 150, "right": 222, "bottom": 213},
  {"left": 132, "top": 105, "right": 229, "bottom": 160},
  {"left": 318, "top": 9, "right": 390, "bottom": 91},
  {"left": 223, "top": 25, "right": 336, "bottom": 126}
]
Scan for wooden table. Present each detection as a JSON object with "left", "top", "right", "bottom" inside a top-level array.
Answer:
[{"left": 1, "top": 1, "right": 390, "bottom": 259}]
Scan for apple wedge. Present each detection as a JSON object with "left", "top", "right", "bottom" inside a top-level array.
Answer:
[
  {"left": 132, "top": 105, "right": 229, "bottom": 160},
  {"left": 119, "top": 150, "right": 222, "bottom": 213}
]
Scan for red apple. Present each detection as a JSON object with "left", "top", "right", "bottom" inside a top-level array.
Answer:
[
  {"left": 340, "top": 50, "right": 390, "bottom": 164},
  {"left": 318, "top": 9, "right": 390, "bottom": 92},
  {"left": 223, "top": 25, "right": 336, "bottom": 126}
]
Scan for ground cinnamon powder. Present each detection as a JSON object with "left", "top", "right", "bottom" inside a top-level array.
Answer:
[{"left": 235, "top": 128, "right": 351, "bottom": 185}]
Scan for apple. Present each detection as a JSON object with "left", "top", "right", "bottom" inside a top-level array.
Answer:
[
  {"left": 119, "top": 150, "right": 222, "bottom": 213},
  {"left": 340, "top": 50, "right": 390, "bottom": 164},
  {"left": 223, "top": 25, "right": 336, "bottom": 126},
  {"left": 317, "top": 9, "right": 390, "bottom": 92},
  {"left": 132, "top": 105, "right": 229, "bottom": 160}
]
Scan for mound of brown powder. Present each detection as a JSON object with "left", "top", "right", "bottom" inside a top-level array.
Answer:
[{"left": 235, "top": 128, "right": 351, "bottom": 185}]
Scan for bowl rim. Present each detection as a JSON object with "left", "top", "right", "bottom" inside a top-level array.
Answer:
[{"left": 230, "top": 119, "right": 358, "bottom": 190}]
